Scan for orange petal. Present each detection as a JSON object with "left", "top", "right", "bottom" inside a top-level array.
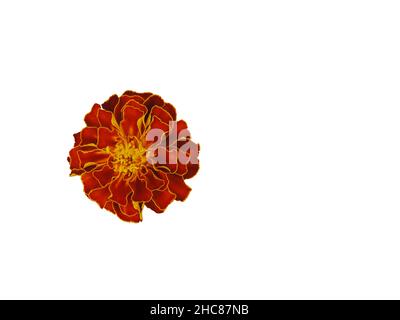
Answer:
[
  {"left": 167, "top": 174, "right": 191, "bottom": 201},
  {"left": 109, "top": 175, "right": 132, "bottom": 206},
  {"left": 145, "top": 199, "right": 164, "bottom": 213},
  {"left": 150, "top": 106, "right": 173, "bottom": 124},
  {"left": 113, "top": 95, "right": 138, "bottom": 123},
  {"left": 104, "top": 201, "right": 117, "bottom": 214},
  {"left": 105, "top": 201, "right": 140, "bottom": 222},
  {"left": 78, "top": 149, "right": 110, "bottom": 170},
  {"left": 123, "top": 94, "right": 145, "bottom": 103},
  {"left": 148, "top": 188, "right": 176, "bottom": 212},
  {"left": 69, "top": 145, "right": 97, "bottom": 174},
  {"left": 124, "top": 98, "right": 148, "bottom": 113},
  {"left": 166, "top": 120, "right": 190, "bottom": 145},
  {"left": 145, "top": 169, "right": 166, "bottom": 190},
  {"left": 120, "top": 105, "right": 145, "bottom": 138},
  {"left": 84, "top": 104, "right": 101, "bottom": 127},
  {"left": 150, "top": 115, "right": 169, "bottom": 132},
  {"left": 123, "top": 90, "right": 152, "bottom": 101},
  {"left": 80, "top": 127, "right": 98, "bottom": 145},
  {"left": 130, "top": 177, "right": 152, "bottom": 202},
  {"left": 119, "top": 195, "right": 143, "bottom": 222},
  {"left": 98, "top": 127, "right": 119, "bottom": 148},
  {"left": 98, "top": 109, "right": 114, "bottom": 130},
  {"left": 88, "top": 186, "right": 111, "bottom": 208},
  {"left": 177, "top": 120, "right": 189, "bottom": 135},
  {"left": 81, "top": 171, "right": 101, "bottom": 194},
  {"left": 122, "top": 97, "right": 147, "bottom": 113},
  {"left": 93, "top": 165, "right": 115, "bottom": 186}
]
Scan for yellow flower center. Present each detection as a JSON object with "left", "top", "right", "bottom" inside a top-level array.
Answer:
[{"left": 112, "top": 140, "right": 147, "bottom": 175}]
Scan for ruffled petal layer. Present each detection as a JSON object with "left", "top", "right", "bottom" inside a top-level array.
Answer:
[
  {"left": 166, "top": 174, "right": 191, "bottom": 201},
  {"left": 121, "top": 105, "right": 146, "bottom": 138},
  {"left": 146, "top": 188, "right": 176, "bottom": 212},
  {"left": 109, "top": 175, "right": 131, "bottom": 206},
  {"left": 89, "top": 186, "right": 111, "bottom": 208},
  {"left": 70, "top": 90, "right": 199, "bottom": 222},
  {"left": 130, "top": 177, "right": 152, "bottom": 202}
]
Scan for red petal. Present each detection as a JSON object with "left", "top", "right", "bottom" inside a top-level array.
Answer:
[
  {"left": 150, "top": 106, "right": 173, "bottom": 124},
  {"left": 81, "top": 171, "right": 101, "bottom": 194},
  {"left": 109, "top": 175, "right": 132, "bottom": 206},
  {"left": 78, "top": 149, "right": 110, "bottom": 170},
  {"left": 167, "top": 174, "right": 191, "bottom": 201},
  {"left": 120, "top": 105, "right": 145, "bottom": 138},
  {"left": 89, "top": 186, "right": 111, "bottom": 208},
  {"left": 150, "top": 115, "right": 169, "bottom": 132},
  {"left": 123, "top": 90, "right": 152, "bottom": 101},
  {"left": 80, "top": 127, "right": 98, "bottom": 145},
  {"left": 184, "top": 162, "right": 200, "bottom": 179},
  {"left": 163, "top": 103, "right": 176, "bottom": 120},
  {"left": 84, "top": 104, "right": 101, "bottom": 127},
  {"left": 177, "top": 120, "right": 188, "bottom": 135},
  {"left": 166, "top": 120, "right": 189, "bottom": 145},
  {"left": 119, "top": 195, "right": 142, "bottom": 222},
  {"left": 105, "top": 201, "right": 140, "bottom": 222},
  {"left": 144, "top": 168, "right": 166, "bottom": 190},
  {"left": 98, "top": 109, "right": 114, "bottom": 130},
  {"left": 144, "top": 94, "right": 164, "bottom": 111},
  {"left": 156, "top": 163, "right": 188, "bottom": 176},
  {"left": 124, "top": 99, "right": 147, "bottom": 113},
  {"left": 69, "top": 145, "right": 97, "bottom": 174},
  {"left": 149, "top": 188, "right": 176, "bottom": 211},
  {"left": 113, "top": 95, "right": 137, "bottom": 123},
  {"left": 130, "top": 177, "right": 152, "bottom": 202},
  {"left": 125, "top": 95, "right": 145, "bottom": 103},
  {"left": 98, "top": 127, "right": 119, "bottom": 148},
  {"left": 167, "top": 148, "right": 179, "bottom": 166},
  {"left": 73, "top": 132, "right": 82, "bottom": 146},
  {"left": 176, "top": 161, "right": 189, "bottom": 176},
  {"left": 145, "top": 200, "right": 164, "bottom": 213},
  {"left": 93, "top": 165, "right": 115, "bottom": 186},
  {"left": 153, "top": 149, "right": 188, "bottom": 175},
  {"left": 118, "top": 210, "right": 141, "bottom": 222},
  {"left": 154, "top": 169, "right": 169, "bottom": 185},
  {"left": 104, "top": 201, "right": 117, "bottom": 214},
  {"left": 102, "top": 94, "right": 119, "bottom": 112},
  {"left": 176, "top": 140, "right": 200, "bottom": 166}
]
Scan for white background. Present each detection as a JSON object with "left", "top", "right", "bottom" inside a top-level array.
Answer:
[{"left": 0, "top": 0, "right": 399, "bottom": 299}]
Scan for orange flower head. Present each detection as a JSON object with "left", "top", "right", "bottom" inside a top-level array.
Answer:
[{"left": 68, "top": 91, "right": 200, "bottom": 222}]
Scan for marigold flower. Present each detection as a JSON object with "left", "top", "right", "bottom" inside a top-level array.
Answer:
[{"left": 68, "top": 91, "right": 200, "bottom": 222}]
